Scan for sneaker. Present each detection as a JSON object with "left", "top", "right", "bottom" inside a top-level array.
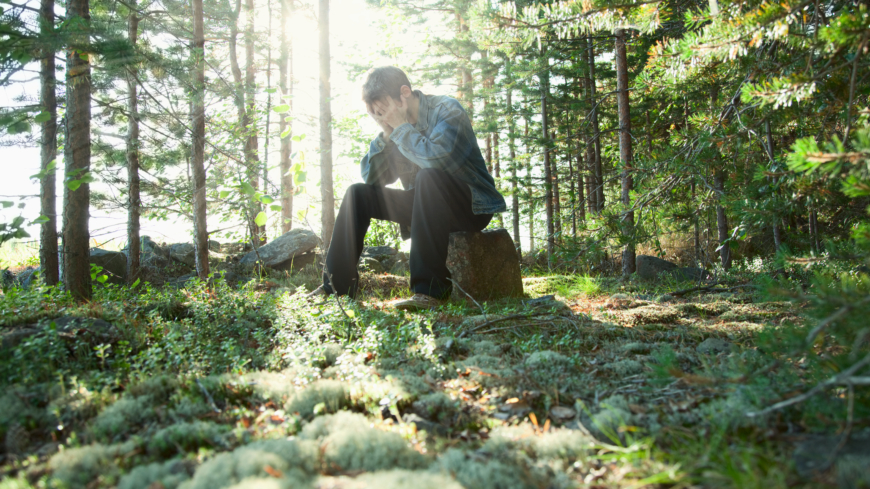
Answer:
[{"left": 390, "top": 293, "right": 444, "bottom": 311}]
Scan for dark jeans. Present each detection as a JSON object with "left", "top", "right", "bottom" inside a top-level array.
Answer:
[{"left": 322, "top": 168, "right": 492, "bottom": 299}]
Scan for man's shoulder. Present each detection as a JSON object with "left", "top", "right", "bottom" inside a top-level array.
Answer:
[{"left": 425, "top": 93, "right": 465, "bottom": 112}]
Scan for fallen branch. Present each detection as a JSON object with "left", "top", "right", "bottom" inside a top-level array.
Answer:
[
  {"left": 746, "top": 352, "right": 870, "bottom": 417},
  {"left": 196, "top": 378, "right": 221, "bottom": 413},
  {"left": 447, "top": 278, "right": 486, "bottom": 321},
  {"left": 670, "top": 283, "right": 757, "bottom": 297},
  {"left": 459, "top": 311, "right": 553, "bottom": 338}
]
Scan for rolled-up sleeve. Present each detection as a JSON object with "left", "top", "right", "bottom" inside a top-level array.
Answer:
[
  {"left": 360, "top": 134, "right": 397, "bottom": 186},
  {"left": 388, "top": 100, "right": 474, "bottom": 175}
]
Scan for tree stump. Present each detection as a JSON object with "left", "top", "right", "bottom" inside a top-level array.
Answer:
[{"left": 446, "top": 229, "right": 524, "bottom": 302}]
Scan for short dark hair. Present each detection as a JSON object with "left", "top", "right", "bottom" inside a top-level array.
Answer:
[{"left": 362, "top": 66, "right": 412, "bottom": 105}]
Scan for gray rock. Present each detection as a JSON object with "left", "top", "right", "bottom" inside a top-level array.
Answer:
[
  {"left": 239, "top": 228, "right": 320, "bottom": 269},
  {"left": 674, "top": 266, "right": 712, "bottom": 282},
  {"left": 2, "top": 269, "right": 15, "bottom": 288},
  {"left": 402, "top": 413, "right": 449, "bottom": 436},
  {"left": 360, "top": 257, "right": 384, "bottom": 274},
  {"left": 14, "top": 267, "right": 39, "bottom": 288},
  {"left": 655, "top": 294, "right": 675, "bottom": 303},
  {"left": 696, "top": 338, "right": 733, "bottom": 355},
  {"left": 794, "top": 433, "right": 870, "bottom": 488},
  {"left": 390, "top": 260, "right": 409, "bottom": 276},
  {"left": 169, "top": 243, "right": 196, "bottom": 267},
  {"left": 636, "top": 255, "right": 678, "bottom": 281},
  {"left": 208, "top": 240, "right": 221, "bottom": 252},
  {"left": 362, "top": 246, "right": 397, "bottom": 259},
  {"left": 89, "top": 248, "right": 127, "bottom": 284},
  {"left": 446, "top": 229, "right": 524, "bottom": 302},
  {"left": 271, "top": 252, "right": 317, "bottom": 272}
]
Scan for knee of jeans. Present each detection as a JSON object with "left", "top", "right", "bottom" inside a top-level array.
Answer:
[
  {"left": 415, "top": 168, "right": 443, "bottom": 186},
  {"left": 346, "top": 183, "right": 369, "bottom": 197}
]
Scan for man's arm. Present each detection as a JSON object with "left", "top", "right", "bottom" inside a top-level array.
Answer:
[
  {"left": 388, "top": 99, "right": 475, "bottom": 174},
  {"left": 360, "top": 133, "right": 398, "bottom": 186}
]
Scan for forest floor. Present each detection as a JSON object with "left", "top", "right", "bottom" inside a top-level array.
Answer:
[{"left": 0, "top": 265, "right": 848, "bottom": 488}]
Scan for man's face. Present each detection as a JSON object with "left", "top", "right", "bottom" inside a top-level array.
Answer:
[{"left": 367, "top": 96, "right": 400, "bottom": 120}]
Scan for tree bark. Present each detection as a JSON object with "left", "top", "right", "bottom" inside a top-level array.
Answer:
[
  {"left": 525, "top": 111, "right": 534, "bottom": 253},
  {"left": 586, "top": 36, "right": 604, "bottom": 212},
  {"left": 494, "top": 131, "right": 503, "bottom": 229},
  {"left": 62, "top": 0, "right": 92, "bottom": 300},
  {"left": 126, "top": 4, "right": 141, "bottom": 285},
  {"left": 191, "top": 0, "right": 209, "bottom": 279},
  {"left": 507, "top": 82, "right": 520, "bottom": 255},
  {"left": 615, "top": 29, "right": 635, "bottom": 276},
  {"left": 539, "top": 48, "right": 554, "bottom": 267},
  {"left": 279, "top": 0, "right": 293, "bottom": 234},
  {"left": 245, "top": 0, "right": 264, "bottom": 244},
  {"left": 714, "top": 171, "right": 731, "bottom": 269},
  {"left": 39, "top": 0, "right": 59, "bottom": 286},
  {"left": 318, "top": 0, "right": 335, "bottom": 249},
  {"left": 551, "top": 129, "right": 561, "bottom": 242}
]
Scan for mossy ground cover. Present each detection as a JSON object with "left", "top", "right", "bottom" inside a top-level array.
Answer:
[{"left": 0, "top": 264, "right": 855, "bottom": 489}]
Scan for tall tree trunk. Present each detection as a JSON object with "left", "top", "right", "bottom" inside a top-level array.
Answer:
[
  {"left": 714, "top": 171, "right": 731, "bottom": 269},
  {"left": 318, "top": 0, "right": 335, "bottom": 249},
  {"left": 507, "top": 83, "right": 520, "bottom": 255},
  {"left": 126, "top": 5, "right": 141, "bottom": 285},
  {"left": 39, "top": 0, "right": 59, "bottom": 286},
  {"left": 191, "top": 0, "right": 209, "bottom": 279},
  {"left": 279, "top": 0, "right": 293, "bottom": 234},
  {"left": 539, "top": 49, "right": 554, "bottom": 267},
  {"left": 764, "top": 119, "right": 782, "bottom": 252},
  {"left": 245, "top": 0, "right": 264, "bottom": 244},
  {"left": 62, "top": 0, "right": 91, "bottom": 300},
  {"left": 485, "top": 133, "right": 492, "bottom": 173},
  {"left": 586, "top": 36, "right": 604, "bottom": 212},
  {"left": 615, "top": 29, "right": 635, "bottom": 276},
  {"left": 494, "top": 131, "right": 503, "bottom": 229},
  {"left": 551, "top": 129, "right": 561, "bottom": 242},
  {"left": 710, "top": 85, "right": 731, "bottom": 270},
  {"left": 454, "top": 10, "right": 473, "bottom": 116},
  {"left": 525, "top": 112, "right": 534, "bottom": 253}
]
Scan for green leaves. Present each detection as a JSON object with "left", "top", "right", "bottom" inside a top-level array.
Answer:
[
  {"left": 65, "top": 170, "right": 94, "bottom": 192},
  {"left": 34, "top": 111, "right": 52, "bottom": 123},
  {"left": 273, "top": 104, "right": 290, "bottom": 113},
  {"left": 254, "top": 211, "right": 267, "bottom": 227}
]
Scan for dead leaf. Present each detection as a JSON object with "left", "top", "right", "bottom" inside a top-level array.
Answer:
[{"left": 264, "top": 465, "right": 283, "bottom": 478}]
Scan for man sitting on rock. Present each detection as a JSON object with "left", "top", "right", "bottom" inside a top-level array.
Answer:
[{"left": 308, "top": 66, "right": 505, "bottom": 310}]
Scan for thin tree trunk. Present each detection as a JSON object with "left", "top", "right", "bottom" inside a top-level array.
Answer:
[
  {"left": 507, "top": 82, "right": 520, "bottom": 255},
  {"left": 191, "top": 0, "right": 209, "bottom": 279},
  {"left": 539, "top": 48, "right": 554, "bottom": 267},
  {"left": 582, "top": 40, "right": 597, "bottom": 215},
  {"left": 710, "top": 84, "right": 731, "bottom": 270},
  {"left": 318, "top": 0, "right": 335, "bottom": 249},
  {"left": 279, "top": 0, "right": 293, "bottom": 234},
  {"left": 615, "top": 29, "right": 635, "bottom": 276},
  {"left": 245, "top": 0, "right": 264, "bottom": 244},
  {"left": 494, "top": 131, "right": 503, "bottom": 229},
  {"left": 525, "top": 112, "right": 534, "bottom": 253},
  {"left": 586, "top": 36, "right": 604, "bottom": 212},
  {"left": 39, "top": 0, "right": 59, "bottom": 286},
  {"left": 126, "top": 5, "right": 141, "bottom": 284},
  {"left": 765, "top": 119, "right": 782, "bottom": 252},
  {"left": 551, "top": 129, "right": 561, "bottom": 242},
  {"left": 714, "top": 171, "right": 731, "bottom": 269},
  {"left": 62, "top": 0, "right": 91, "bottom": 300}
]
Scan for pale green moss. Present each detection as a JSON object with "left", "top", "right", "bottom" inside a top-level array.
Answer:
[
  {"left": 411, "top": 392, "right": 458, "bottom": 423},
  {"left": 605, "top": 359, "right": 643, "bottom": 376},
  {"left": 49, "top": 441, "right": 137, "bottom": 489},
  {"left": 354, "top": 470, "right": 463, "bottom": 489},
  {"left": 90, "top": 395, "right": 159, "bottom": 441},
  {"left": 180, "top": 439, "right": 318, "bottom": 489},
  {"left": 118, "top": 459, "right": 191, "bottom": 489},
  {"left": 147, "top": 421, "right": 229, "bottom": 457},
  {"left": 284, "top": 379, "right": 349, "bottom": 418},
  {"left": 300, "top": 412, "right": 427, "bottom": 473}
]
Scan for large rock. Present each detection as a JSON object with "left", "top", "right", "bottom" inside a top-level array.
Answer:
[
  {"left": 168, "top": 243, "right": 196, "bottom": 267},
  {"left": 446, "top": 229, "right": 523, "bottom": 302},
  {"left": 636, "top": 255, "right": 678, "bottom": 281},
  {"left": 794, "top": 434, "right": 870, "bottom": 488},
  {"left": 89, "top": 248, "right": 127, "bottom": 284},
  {"left": 239, "top": 228, "right": 320, "bottom": 269},
  {"left": 1, "top": 316, "right": 120, "bottom": 351}
]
